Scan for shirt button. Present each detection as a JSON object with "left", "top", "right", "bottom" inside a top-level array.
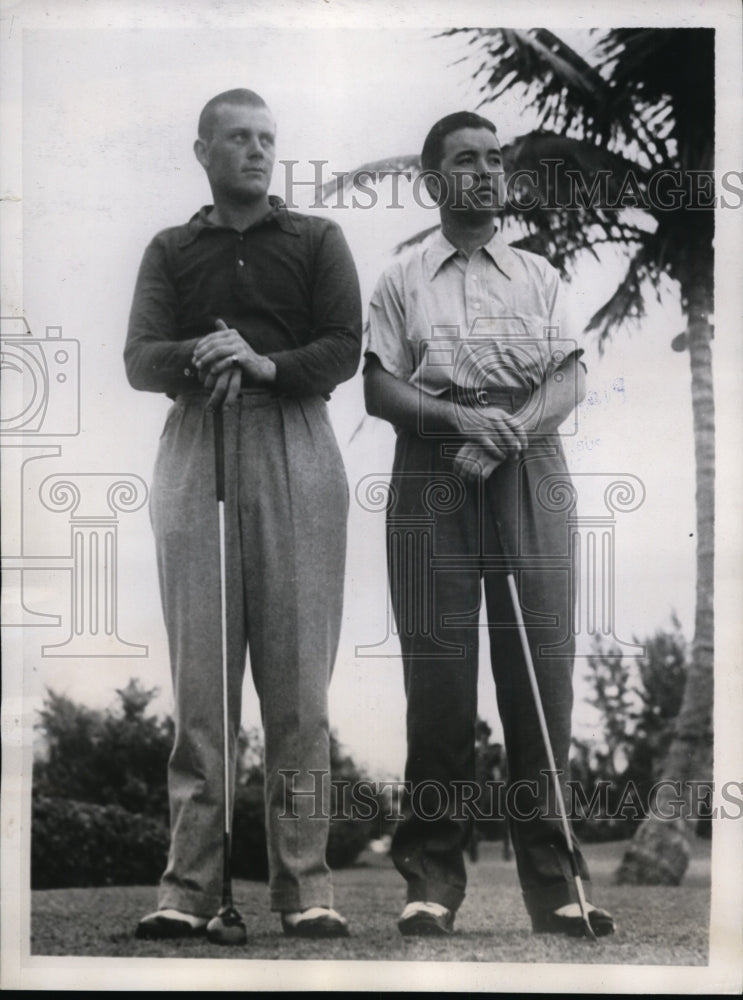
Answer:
[{"left": 238, "top": 259, "right": 245, "bottom": 267}]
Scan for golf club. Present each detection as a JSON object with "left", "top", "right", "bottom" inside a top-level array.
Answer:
[
  {"left": 494, "top": 517, "right": 597, "bottom": 942},
  {"left": 206, "top": 407, "right": 248, "bottom": 947}
]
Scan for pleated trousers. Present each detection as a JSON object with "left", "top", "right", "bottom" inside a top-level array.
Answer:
[{"left": 149, "top": 389, "right": 348, "bottom": 914}]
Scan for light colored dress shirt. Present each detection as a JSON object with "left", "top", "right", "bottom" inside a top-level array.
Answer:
[{"left": 366, "top": 227, "right": 580, "bottom": 398}]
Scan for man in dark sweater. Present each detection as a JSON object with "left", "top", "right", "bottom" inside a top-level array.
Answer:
[{"left": 125, "top": 89, "right": 361, "bottom": 942}]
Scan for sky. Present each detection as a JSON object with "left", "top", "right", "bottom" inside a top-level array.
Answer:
[{"left": 2, "top": 7, "right": 740, "bottom": 784}]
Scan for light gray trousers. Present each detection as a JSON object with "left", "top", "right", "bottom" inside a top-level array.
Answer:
[{"left": 149, "top": 389, "right": 348, "bottom": 914}]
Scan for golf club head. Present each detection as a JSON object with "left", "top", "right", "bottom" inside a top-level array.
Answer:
[
  {"left": 582, "top": 917, "right": 598, "bottom": 942},
  {"left": 206, "top": 905, "right": 248, "bottom": 946}
]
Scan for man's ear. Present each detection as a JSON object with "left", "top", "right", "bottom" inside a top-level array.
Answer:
[
  {"left": 194, "top": 138, "right": 209, "bottom": 170},
  {"left": 424, "top": 172, "right": 444, "bottom": 208}
]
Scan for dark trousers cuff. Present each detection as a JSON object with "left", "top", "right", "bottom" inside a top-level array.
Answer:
[
  {"left": 522, "top": 879, "right": 592, "bottom": 921},
  {"left": 406, "top": 878, "right": 464, "bottom": 914}
]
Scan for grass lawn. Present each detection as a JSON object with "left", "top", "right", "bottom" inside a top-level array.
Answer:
[{"left": 31, "top": 837, "right": 711, "bottom": 965}]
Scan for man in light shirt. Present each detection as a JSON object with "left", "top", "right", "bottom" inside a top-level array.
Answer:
[{"left": 364, "top": 111, "right": 615, "bottom": 938}]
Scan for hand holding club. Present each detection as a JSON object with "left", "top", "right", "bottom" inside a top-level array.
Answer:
[{"left": 193, "top": 319, "right": 277, "bottom": 407}]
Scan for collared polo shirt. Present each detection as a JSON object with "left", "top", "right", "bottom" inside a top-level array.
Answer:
[
  {"left": 366, "top": 228, "right": 580, "bottom": 397},
  {"left": 125, "top": 196, "right": 362, "bottom": 399}
]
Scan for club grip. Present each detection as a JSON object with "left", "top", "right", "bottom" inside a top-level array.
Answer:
[{"left": 214, "top": 409, "right": 225, "bottom": 503}]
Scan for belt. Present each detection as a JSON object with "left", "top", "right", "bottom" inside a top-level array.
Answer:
[
  {"left": 173, "top": 387, "right": 281, "bottom": 410},
  {"left": 444, "top": 385, "right": 531, "bottom": 409}
]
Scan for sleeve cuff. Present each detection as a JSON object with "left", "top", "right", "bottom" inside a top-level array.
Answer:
[{"left": 362, "top": 348, "right": 411, "bottom": 382}]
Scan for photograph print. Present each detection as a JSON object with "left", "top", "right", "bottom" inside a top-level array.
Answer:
[{"left": 1, "top": 0, "right": 741, "bottom": 993}]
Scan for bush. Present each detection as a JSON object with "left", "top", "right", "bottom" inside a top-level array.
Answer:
[
  {"left": 231, "top": 784, "right": 269, "bottom": 881},
  {"left": 35, "top": 680, "right": 172, "bottom": 821},
  {"left": 327, "top": 816, "right": 374, "bottom": 869},
  {"left": 571, "top": 617, "right": 692, "bottom": 841},
  {"left": 32, "top": 683, "right": 372, "bottom": 888},
  {"left": 32, "top": 796, "right": 168, "bottom": 890}
]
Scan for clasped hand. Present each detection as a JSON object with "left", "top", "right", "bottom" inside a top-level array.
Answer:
[
  {"left": 453, "top": 405, "right": 528, "bottom": 482},
  {"left": 192, "top": 319, "right": 276, "bottom": 409}
]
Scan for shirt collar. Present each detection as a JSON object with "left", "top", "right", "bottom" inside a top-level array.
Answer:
[
  {"left": 179, "top": 195, "right": 300, "bottom": 246},
  {"left": 423, "top": 226, "right": 513, "bottom": 281}
]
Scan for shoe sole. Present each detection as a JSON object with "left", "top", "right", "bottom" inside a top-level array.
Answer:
[
  {"left": 532, "top": 909, "right": 615, "bottom": 938},
  {"left": 398, "top": 913, "right": 453, "bottom": 937},
  {"left": 281, "top": 917, "right": 349, "bottom": 939},
  {"left": 135, "top": 918, "right": 208, "bottom": 940}
]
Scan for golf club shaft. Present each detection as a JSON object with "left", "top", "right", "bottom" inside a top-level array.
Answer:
[
  {"left": 214, "top": 409, "right": 234, "bottom": 910},
  {"left": 496, "top": 520, "right": 596, "bottom": 939},
  {"left": 505, "top": 572, "right": 594, "bottom": 932}
]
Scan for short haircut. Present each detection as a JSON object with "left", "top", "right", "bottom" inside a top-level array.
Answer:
[
  {"left": 198, "top": 89, "right": 270, "bottom": 141},
  {"left": 420, "top": 111, "right": 498, "bottom": 173}
]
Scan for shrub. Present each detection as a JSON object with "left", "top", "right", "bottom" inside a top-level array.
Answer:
[
  {"left": 231, "top": 783, "right": 269, "bottom": 881},
  {"left": 327, "top": 815, "right": 374, "bottom": 869},
  {"left": 35, "top": 680, "right": 172, "bottom": 821},
  {"left": 31, "top": 796, "right": 168, "bottom": 890},
  {"left": 32, "top": 683, "right": 372, "bottom": 887},
  {"left": 571, "top": 617, "right": 692, "bottom": 841}
]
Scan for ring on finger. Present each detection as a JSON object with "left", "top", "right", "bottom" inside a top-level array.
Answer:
[{"left": 230, "top": 354, "right": 240, "bottom": 367}]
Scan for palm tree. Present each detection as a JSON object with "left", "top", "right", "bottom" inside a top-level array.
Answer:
[{"left": 334, "top": 28, "right": 714, "bottom": 884}]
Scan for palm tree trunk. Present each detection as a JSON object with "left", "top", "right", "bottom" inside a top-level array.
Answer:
[{"left": 615, "top": 292, "right": 714, "bottom": 885}]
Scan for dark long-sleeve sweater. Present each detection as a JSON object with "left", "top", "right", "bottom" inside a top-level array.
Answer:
[{"left": 125, "top": 197, "right": 362, "bottom": 400}]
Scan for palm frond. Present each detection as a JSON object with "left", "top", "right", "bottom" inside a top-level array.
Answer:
[
  {"left": 503, "top": 131, "right": 650, "bottom": 202},
  {"left": 441, "top": 28, "right": 610, "bottom": 140},
  {"left": 347, "top": 414, "right": 369, "bottom": 445},
  {"left": 584, "top": 235, "right": 663, "bottom": 349},
  {"left": 492, "top": 130, "right": 654, "bottom": 276},
  {"left": 596, "top": 28, "right": 714, "bottom": 170},
  {"left": 316, "top": 154, "right": 421, "bottom": 202},
  {"left": 438, "top": 26, "right": 713, "bottom": 312},
  {"left": 394, "top": 224, "right": 440, "bottom": 255}
]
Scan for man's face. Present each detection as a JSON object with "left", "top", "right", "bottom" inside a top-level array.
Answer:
[
  {"left": 195, "top": 103, "right": 276, "bottom": 204},
  {"left": 430, "top": 126, "right": 506, "bottom": 214}
]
